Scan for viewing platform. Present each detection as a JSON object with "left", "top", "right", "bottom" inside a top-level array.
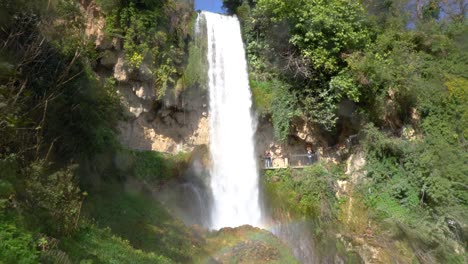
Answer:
[{"left": 261, "top": 153, "right": 319, "bottom": 170}]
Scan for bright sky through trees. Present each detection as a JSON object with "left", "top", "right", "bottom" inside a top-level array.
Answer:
[{"left": 195, "top": 0, "right": 225, "bottom": 13}]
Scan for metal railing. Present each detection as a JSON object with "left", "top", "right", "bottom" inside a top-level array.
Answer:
[
  {"left": 260, "top": 152, "right": 320, "bottom": 169},
  {"left": 288, "top": 153, "right": 319, "bottom": 167}
]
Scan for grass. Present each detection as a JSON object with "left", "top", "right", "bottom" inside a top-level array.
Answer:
[
  {"left": 263, "top": 163, "right": 337, "bottom": 218},
  {"left": 131, "top": 150, "right": 191, "bottom": 182},
  {"left": 250, "top": 79, "right": 274, "bottom": 116},
  {"left": 60, "top": 224, "right": 172, "bottom": 264},
  {"left": 81, "top": 183, "right": 202, "bottom": 263}
]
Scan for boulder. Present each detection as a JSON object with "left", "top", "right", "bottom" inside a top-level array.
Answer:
[
  {"left": 138, "top": 63, "right": 153, "bottom": 81},
  {"left": 114, "top": 52, "right": 131, "bottom": 82},
  {"left": 116, "top": 82, "right": 151, "bottom": 118},
  {"left": 204, "top": 225, "right": 299, "bottom": 264},
  {"left": 132, "top": 82, "right": 155, "bottom": 100},
  {"left": 83, "top": 2, "right": 112, "bottom": 50},
  {"left": 100, "top": 50, "right": 118, "bottom": 69}
]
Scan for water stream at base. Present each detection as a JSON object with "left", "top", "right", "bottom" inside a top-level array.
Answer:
[{"left": 201, "top": 11, "right": 262, "bottom": 229}]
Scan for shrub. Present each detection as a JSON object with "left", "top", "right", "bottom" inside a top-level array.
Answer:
[
  {"left": 250, "top": 79, "right": 273, "bottom": 116},
  {"left": 263, "top": 163, "right": 338, "bottom": 219},
  {"left": 0, "top": 221, "right": 39, "bottom": 264},
  {"left": 60, "top": 224, "right": 172, "bottom": 264},
  {"left": 132, "top": 151, "right": 171, "bottom": 181},
  {"left": 24, "top": 162, "right": 83, "bottom": 236}
]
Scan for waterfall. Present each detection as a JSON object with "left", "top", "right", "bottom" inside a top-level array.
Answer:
[{"left": 202, "top": 11, "right": 262, "bottom": 229}]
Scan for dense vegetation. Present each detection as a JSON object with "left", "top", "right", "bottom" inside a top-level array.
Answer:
[
  {"left": 0, "top": 0, "right": 201, "bottom": 262},
  {"left": 96, "top": 0, "right": 194, "bottom": 97},
  {"left": 263, "top": 163, "right": 340, "bottom": 219},
  {"left": 227, "top": 0, "right": 467, "bottom": 262},
  {"left": 1, "top": 0, "right": 466, "bottom": 262}
]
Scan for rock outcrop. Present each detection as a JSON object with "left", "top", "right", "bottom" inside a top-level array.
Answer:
[
  {"left": 336, "top": 152, "right": 418, "bottom": 263},
  {"left": 117, "top": 97, "right": 209, "bottom": 153},
  {"left": 82, "top": 1, "right": 209, "bottom": 154},
  {"left": 255, "top": 116, "right": 330, "bottom": 167},
  {"left": 202, "top": 225, "right": 299, "bottom": 264}
]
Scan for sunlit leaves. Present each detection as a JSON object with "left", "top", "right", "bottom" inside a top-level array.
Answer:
[{"left": 257, "top": 0, "right": 371, "bottom": 72}]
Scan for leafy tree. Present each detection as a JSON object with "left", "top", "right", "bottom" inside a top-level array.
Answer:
[
  {"left": 0, "top": 0, "right": 119, "bottom": 241},
  {"left": 24, "top": 162, "right": 83, "bottom": 236},
  {"left": 222, "top": 0, "right": 244, "bottom": 14},
  {"left": 241, "top": 0, "right": 372, "bottom": 132}
]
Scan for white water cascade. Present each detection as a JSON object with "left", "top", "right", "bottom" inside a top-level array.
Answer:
[{"left": 202, "top": 11, "right": 262, "bottom": 229}]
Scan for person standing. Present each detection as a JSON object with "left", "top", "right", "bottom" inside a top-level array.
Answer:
[
  {"left": 307, "top": 146, "right": 313, "bottom": 165},
  {"left": 264, "top": 150, "right": 272, "bottom": 168}
]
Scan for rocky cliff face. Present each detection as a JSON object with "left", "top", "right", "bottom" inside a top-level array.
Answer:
[
  {"left": 255, "top": 115, "right": 355, "bottom": 167},
  {"left": 335, "top": 151, "right": 419, "bottom": 263},
  {"left": 82, "top": 1, "right": 209, "bottom": 154},
  {"left": 82, "top": 1, "right": 352, "bottom": 158},
  {"left": 116, "top": 86, "right": 209, "bottom": 153}
]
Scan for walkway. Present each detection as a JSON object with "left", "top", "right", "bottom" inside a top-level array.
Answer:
[{"left": 262, "top": 153, "right": 319, "bottom": 170}]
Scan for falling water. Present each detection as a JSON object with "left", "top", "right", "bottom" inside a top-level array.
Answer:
[{"left": 202, "top": 11, "right": 262, "bottom": 229}]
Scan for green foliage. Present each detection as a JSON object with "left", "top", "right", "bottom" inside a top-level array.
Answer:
[
  {"left": 263, "top": 163, "right": 339, "bottom": 219},
  {"left": 24, "top": 162, "right": 83, "bottom": 236},
  {"left": 422, "top": 0, "right": 440, "bottom": 20},
  {"left": 223, "top": 0, "right": 255, "bottom": 14},
  {"left": 82, "top": 185, "right": 199, "bottom": 262},
  {"left": 270, "top": 81, "right": 298, "bottom": 141},
  {"left": 182, "top": 20, "right": 208, "bottom": 91},
  {"left": 131, "top": 150, "right": 190, "bottom": 182},
  {"left": 243, "top": 0, "right": 466, "bottom": 136},
  {"left": 0, "top": 179, "right": 14, "bottom": 202},
  {"left": 240, "top": 0, "right": 372, "bottom": 131},
  {"left": 222, "top": 0, "right": 246, "bottom": 14},
  {"left": 362, "top": 120, "right": 467, "bottom": 262},
  {"left": 183, "top": 42, "right": 206, "bottom": 90},
  {"left": 133, "top": 151, "right": 171, "bottom": 181},
  {"left": 102, "top": 0, "right": 194, "bottom": 99},
  {"left": 0, "top": 3, "right": 120, "bottom": 161},
  {"left": 0, "top": 0, "right": 121, "bottom": 241},
  {"left": 257, "top": 0, "right": 371, "bottom": 73},
  {"left": 60, "top": 224, "right": 171, "bottom": 264},
  {"left": 250, "top": 79, "right": 273, "bottom": 115},
  {"left": 0, "top": 221, "right": 39, "bottom": 264},
  {"left": 329, "top": 71, "right": 361, "bottom": 102}
]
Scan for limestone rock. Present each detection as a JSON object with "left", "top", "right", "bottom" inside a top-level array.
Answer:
[
  {"left": 132, "top": 82, "right": 155, "bottom": 100},
  {"left": 83, "top": 2, "right": 111, "bottom": 50},
  {"left": 291, "top": 119, "right": 325, "bottom": 145},
  {"left": 137, "top": 63, "right": 153, "bottom": 81},
  {"left": 336, "top": 151, "right": 366, "bottom": 199},
  {"left": 116, "top": 82, "right": 152, "bottom": 118},
  {"left": 345, "top": 151, "right": 366, "bottom": 178},
  {"left": 100, "top": 50, "right": 118, "bottom": 69},
  {"left": 112, "top": 37, "right": 122, "bottom": 51},
  {"left": 117, "top": 111, "right": 209, "bottom": 154},
  {"left": 114, "top": 53, "right": 131, "bottom": 82}
]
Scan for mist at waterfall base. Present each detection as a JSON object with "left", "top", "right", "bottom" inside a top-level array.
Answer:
[{"left": 153, "top": 154, "right": 213, "bottom": 228}]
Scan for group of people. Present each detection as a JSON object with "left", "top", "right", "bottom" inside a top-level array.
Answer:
[{"left": 264, "top": 146, "right": 315, "bottom": 168}]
